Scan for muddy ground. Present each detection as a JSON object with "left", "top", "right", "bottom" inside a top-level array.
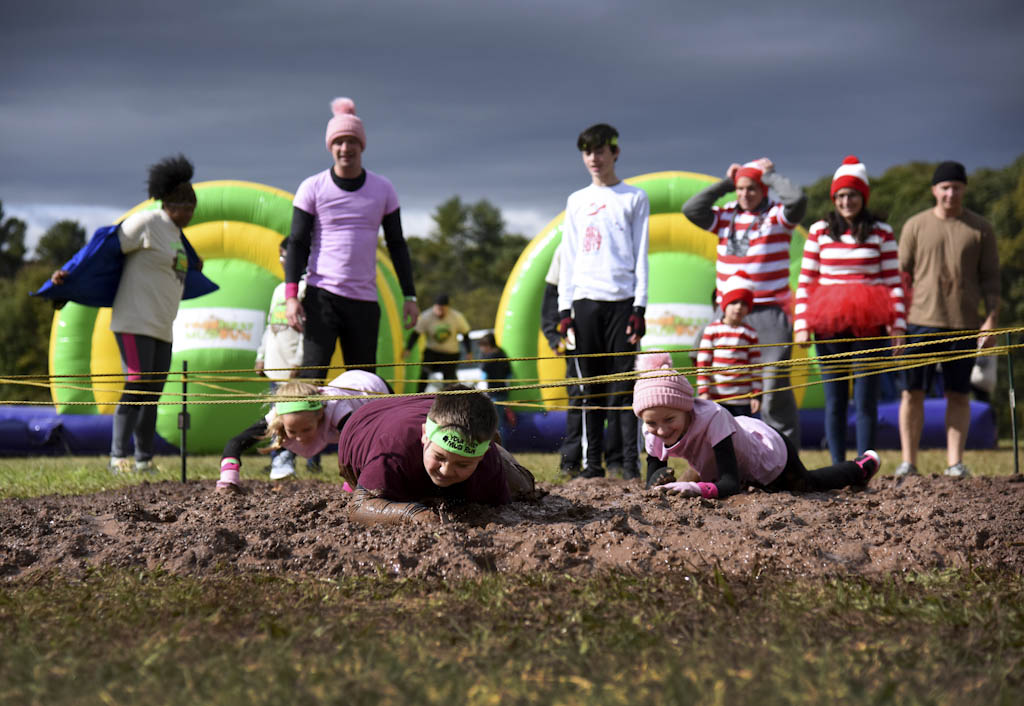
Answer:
[{"left": 2, "top": 475, "right": 1022, "bottom": 581}]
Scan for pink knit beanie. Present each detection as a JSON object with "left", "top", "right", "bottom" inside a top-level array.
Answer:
[
  {"left": 325, "top": 97, "right": 366, "bottom": 151},
  {"left": 830, "top": 155, "right": 870, "bottom": 203},
  {"left": 633, "top": 351, "right": 694, "bottom": 416}
]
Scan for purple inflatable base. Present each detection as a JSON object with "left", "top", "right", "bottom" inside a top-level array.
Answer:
[{"left": 0, "top": 399, "right": 997, "bottom": 457}]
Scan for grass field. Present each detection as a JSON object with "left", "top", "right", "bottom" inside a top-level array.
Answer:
[
  {"left": 1, "top": 445, "right": 1020, "bottom": 499},
  {"left": 2, "top": 448, "right": 1022, "bottom": 705}
]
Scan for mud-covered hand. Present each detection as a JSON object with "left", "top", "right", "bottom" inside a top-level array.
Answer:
[
  {"left": 626, "top": 306, "right": 646, "bottom": 344},
  {"left": 557, "top": 310, "right": 574, "bottom": 338},
  {"left": 660, "top": 481, "right": 702, "bottom": 497}
]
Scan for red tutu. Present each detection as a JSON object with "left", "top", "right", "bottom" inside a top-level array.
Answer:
[{"left": 804, "top": 283, "right": 896, "bottom": 338}]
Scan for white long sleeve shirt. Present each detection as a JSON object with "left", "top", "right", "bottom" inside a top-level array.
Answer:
[{"left": 557, "top": 182, "right": 650, "bottom": 312}]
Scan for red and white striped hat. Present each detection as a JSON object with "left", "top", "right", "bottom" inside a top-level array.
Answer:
[
  {"left": 734, "top": 160, "right": 766, "bottom": 191},
  {"left": 830, "top": 155, "right": 870, "bottom": 203}
]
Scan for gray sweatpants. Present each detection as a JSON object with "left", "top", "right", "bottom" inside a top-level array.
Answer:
[{"left": 742, "top": 304, "right": 801, "bottom": 444}]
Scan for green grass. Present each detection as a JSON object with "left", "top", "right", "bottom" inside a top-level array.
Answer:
[
  {"left": 1, "top": 568, "right": 1021, "bottom": 705},
  {"left": 0, "top": 445, "right": 1020, "bottom": 499},
  {"left": 2, "top": 448, "right": 1022, "bottom": 704}
]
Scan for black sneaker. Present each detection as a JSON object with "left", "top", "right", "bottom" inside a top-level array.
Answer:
[
  {"left": 621, "top": 465, "right": 641, "bottom": 481},
  {"left": 559, "top": 464, "right": 582, "bottom": 478},
  {"left": 580, "top": 466, "right": 606, "bottom": 479}
]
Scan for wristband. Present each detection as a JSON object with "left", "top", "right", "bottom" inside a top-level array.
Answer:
[
  {"left": 284, "top": 282, "right": 299, "bottom": 299},
  {"left": 697, "top": 482, "right": 718, "bottom": 499}
]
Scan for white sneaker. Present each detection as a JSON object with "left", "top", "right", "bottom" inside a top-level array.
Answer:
[
  {"left": 109, "top": 456, "right": 133, "bottom": 474},
  {"left": 943, "top": 462, "right": 970, "bottom": 478},
  {"left": 893, "top": 461, "right": 918, "bottom": 478},
  {"left": 269, "top": 452, "right": 296, "bottom": 480},
  {"left": 135, "top": 459, "right": 159, "bottom": 474}
]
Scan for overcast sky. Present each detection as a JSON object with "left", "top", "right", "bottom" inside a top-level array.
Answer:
[{"left": 3, "top": 0, "right": 1022, "bottom": 252}]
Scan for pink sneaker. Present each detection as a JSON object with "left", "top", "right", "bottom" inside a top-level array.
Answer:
[{"left": 854, "top": 450, "right": 881, "bottom": 484}]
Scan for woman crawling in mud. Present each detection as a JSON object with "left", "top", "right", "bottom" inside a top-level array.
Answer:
[
  {"left": 337, "top": 386, "right": 536, "bottom": 525},
  {"left": 634, "top": 352, "right": 880, "bottom": 500}
]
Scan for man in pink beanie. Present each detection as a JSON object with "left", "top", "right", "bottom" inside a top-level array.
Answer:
[
  {"left": 284, "top": 97, "right": 420, "bottom": 380},
  {"left": 682, "top": 157, "right": 806, "bottom": 445}
]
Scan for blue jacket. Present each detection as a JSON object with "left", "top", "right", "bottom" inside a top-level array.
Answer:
[{"left": 31, "top": 223, "right": 218, "bottom": 307}]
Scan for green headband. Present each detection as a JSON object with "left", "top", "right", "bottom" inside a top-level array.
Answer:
[
  {"left": 424, "top": 418, "right": 490, "bottom": 458},
  {"left": 274, "top": 399, "right": 323, "bottom": 415}
]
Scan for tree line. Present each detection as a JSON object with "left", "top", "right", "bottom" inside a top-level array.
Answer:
[{"left": 2, "top": 156, "right": 1022, "bottom": 432}]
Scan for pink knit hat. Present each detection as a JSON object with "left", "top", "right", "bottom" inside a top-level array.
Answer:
[
  {"left": 734, "top": 160, "right": 766, "bottom": 191},
  {"left": 633, "top": 351, "right": 694, "bottom": 416},
  {"left": 830, "top": 155, "right": 870, "bottom": 203},
  {"left": 325, "top": 97, "right": 366, "bottom": 151}
]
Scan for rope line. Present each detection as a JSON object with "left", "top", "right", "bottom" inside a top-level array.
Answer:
[{"left": 2, "top": 327, "right": 1020, "bottom": 412}]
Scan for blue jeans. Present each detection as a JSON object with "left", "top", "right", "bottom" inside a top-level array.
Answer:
[{"left": 816, "top": 332, "right": 882, "bottom": 464}]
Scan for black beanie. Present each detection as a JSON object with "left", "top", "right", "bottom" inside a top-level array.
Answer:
[{"left": 932, "top": 161, "right": 967, "bottom": 185}]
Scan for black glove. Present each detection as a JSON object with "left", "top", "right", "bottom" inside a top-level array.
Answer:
[{"left": 626, "top": 306, "right": 646, "bottom": 340}]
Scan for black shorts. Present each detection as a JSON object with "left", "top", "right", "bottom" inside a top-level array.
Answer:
[{"left": 901, "top": 324, "right": 975, "bottom": 395}]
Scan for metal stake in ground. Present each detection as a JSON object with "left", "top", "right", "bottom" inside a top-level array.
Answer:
[
  {"left": 1007, "top": 333, "right": 1019, "bottom": 476},
  {"left": 178, "top": 359, "right": 189, "bottom": 483}
]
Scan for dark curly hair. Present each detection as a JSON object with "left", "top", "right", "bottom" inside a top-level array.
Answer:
[{"left": 147, "top": 154, "right": 195, "bottom": 203}]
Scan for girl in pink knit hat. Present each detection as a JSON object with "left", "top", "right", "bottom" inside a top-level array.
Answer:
[{"left": 633, "top": 351, "right": 880, "bottom": 498}]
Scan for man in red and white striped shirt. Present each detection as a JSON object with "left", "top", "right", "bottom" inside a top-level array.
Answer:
[
  {"left": 684, "top": 158, "right": 806, "bottom": 442},
  {"left": 697, "top": 276, "right": 761, "bottom": 417}
]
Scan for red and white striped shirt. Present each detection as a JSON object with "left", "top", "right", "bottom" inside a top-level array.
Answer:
[
  {"left": 711, "top": 201, "right": 797, "bottom": 307},
  {"left": 794, "top": 220, "right": 905, "bottom": 334},
  {"left": 697, "top": 320, "right": 762, "bottom": 404}
]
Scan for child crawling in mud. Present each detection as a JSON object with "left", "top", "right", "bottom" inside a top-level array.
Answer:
[
  {"left": 338, "top": 385, "right": 536, "bottom": 525},
  {"left": 633, "top": 352, "right": 879, "bottom": 499},
  {"left": 216, "top": 369, "right": 391, "bottom": 491}
]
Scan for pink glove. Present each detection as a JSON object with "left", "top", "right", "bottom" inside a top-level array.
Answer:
[
  {"left": 660, "top": 481, "right": 719, "bottom": 499},
  {"left": 660, "top": 481, "right": 701, "bottom": 497}
]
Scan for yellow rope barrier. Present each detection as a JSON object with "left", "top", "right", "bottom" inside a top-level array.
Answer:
[{"left": 1, "top": 327, "right": 1021, "bottom": 412}]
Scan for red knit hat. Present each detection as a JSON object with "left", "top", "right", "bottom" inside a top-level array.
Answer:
[
  {"left": 830, "top": 155, "right": 870, "bottom": 204},
  {"left": 720, "top": 272, "right": 754, "bottom": 310},
  {"left": 734, "top": 160, "right": 766, "bottom": 191},
  {"left": 325, "top": 97, "right": 367, "bottom": 151}
]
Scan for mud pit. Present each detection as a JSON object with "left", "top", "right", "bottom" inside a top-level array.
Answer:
[{"left": 2, "top": 475, "right": 1022, "bottom": 581}]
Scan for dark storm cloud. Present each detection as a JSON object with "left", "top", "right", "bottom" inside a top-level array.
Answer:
[{"left": 2, "top": 0, "right": 1022, "bottom": 240}]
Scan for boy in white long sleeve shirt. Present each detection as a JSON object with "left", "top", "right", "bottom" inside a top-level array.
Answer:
[{"left": 557, "top": 123, "right": 650, "bottom": 479}]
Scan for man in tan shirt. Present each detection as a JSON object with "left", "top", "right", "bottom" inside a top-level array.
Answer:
[{"left": 896, "top": 161, "right": 1001, "bottom": 478}]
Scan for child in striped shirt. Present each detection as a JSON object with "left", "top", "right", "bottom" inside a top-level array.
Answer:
[{"left": 697, "top": 275, "right": 761, "bottom": 417}]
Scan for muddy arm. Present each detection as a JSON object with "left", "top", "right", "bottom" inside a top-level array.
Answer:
[{"left": 348, "top": 487, "right": 438, "bottom": 526}]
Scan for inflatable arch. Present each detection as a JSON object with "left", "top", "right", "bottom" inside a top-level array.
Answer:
[
  {"left": 48, "top": 180, "right": 411, "bottom": 452},
  {"left": 495, "top": 171, "right": 823, "bottom": 410}
]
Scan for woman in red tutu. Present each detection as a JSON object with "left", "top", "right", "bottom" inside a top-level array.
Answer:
[{"left": 793, "top": 156, "right": 905, "bottom": 464}]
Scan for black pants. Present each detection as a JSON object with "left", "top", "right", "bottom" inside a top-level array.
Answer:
[
  {"left": 111, "top": 332, "right": 172, "bottom": 461},
  {"left": 572, "top": 298, "right": 639, "bottom": 474},
  {"left": 767, "top": 432, "right": 867, "bottom": 492},
  {"left": 300, "top": 285, "right": 380, "bottom": 380},
  {"left": 419, "top": 348, "right": 460, "bottom": 393}
]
